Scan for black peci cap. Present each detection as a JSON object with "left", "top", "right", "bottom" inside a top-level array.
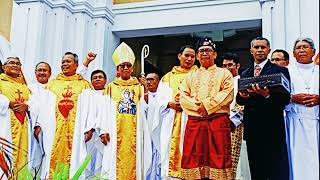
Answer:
[{"left": 196, "top": 37, "right": 216, "bottom": 50}]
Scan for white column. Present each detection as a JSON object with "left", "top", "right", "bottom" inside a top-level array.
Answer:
[
  {"left": 284, "top": 0, "right": 301, "bottom": 55},
  {"left": 261, "top": 0, "right": 275, "bottom": 49},
  {"left": 284, "top": 0, "right": 319, "bottom": 60},
  {"left": 271, "top": 0, "right": 286, "bottom": 50},
  {"left": 72, "top": 12, "right": 90, "bottom": 64},
  {"left": 299, "top": 0, "right": 319, "bottom": 52},
  {"left": 12, "top": 0, "right": 115, "bottom": 82},
  {"left": 103, "top": 26, "right": 119, "bottom": 82},
  {"left": 0, "top": 36, "right": 11, "bottom": 61},
  {"left": 11, "top": 2, "right": 46, "bottom": 83}
]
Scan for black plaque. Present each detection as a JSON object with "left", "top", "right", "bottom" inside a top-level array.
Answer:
[{"left": 238, "top": 73, "right": 290, "bottom": 94}]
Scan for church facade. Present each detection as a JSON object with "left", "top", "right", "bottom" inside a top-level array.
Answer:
[{"left": 0, "top": 0, "right": 319, "bottom": 82}]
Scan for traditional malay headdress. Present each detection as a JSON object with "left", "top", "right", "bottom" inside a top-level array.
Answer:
[
  {"left": 196, "top": 37, "right": 216, "bottom": 50},
  {"left": 112, "top": 42, "right": 136, "bottom": 66}
]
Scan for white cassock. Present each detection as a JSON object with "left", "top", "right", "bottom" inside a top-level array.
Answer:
[
  {"left": 70, "top": 89, "right": 104, "bottom": 179},
  {"left": 28, "top": 82, "right": 46, "bottom": 96},
  {"left": 0, "top": 94, "right": 33, "bottom": 179},
  {"left": 28, "top": 82, "right": 47, "bottom": 171},
  {"left": 145, "top": 91, "right": 162, "bottom": 180},
  {"left": 99, "top": 90, "right": 152, "bottom": 180},
  {"left": 155, "top": 81, "right": 188, "bottom": 179},
  {"left": 285, "top": 61, "right": 319, "bottom": 180},
  {"left": 28, "top": 89, "right": 56, "bottom": 179},
  {"left": 230, "top": 75, "right": 251, "bottom": 180}
]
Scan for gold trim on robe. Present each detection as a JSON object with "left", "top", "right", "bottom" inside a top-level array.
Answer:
[
  {"left": 104, "top": 77, "right": 141, "bottom": 180},
  {"left": 181, "top": 166, "right": 233, "bottom": 180},
  {"left": 0, "top": 73, "right": 30, "bottom": 174},
  {"left": 46, "top": 73, "right": 91, "bottom": 178}
]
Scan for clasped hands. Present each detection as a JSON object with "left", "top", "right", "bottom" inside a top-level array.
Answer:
[
  {"left": 196, "top": 102, "right": 208, "bottom": 117},
  {"left": 291, "top": 93, "right": 319, "bottom": 107},
  {"left": 167, "top": 93, "right": 182, "bottom": 111},
  {"left": 239, "top": 84, "right": 270, "bottom": 98},
  {"left": 9, "top": 101, "right": 28, "bottom": 112},
  {"left": 168, "top": 93, "right": 208, "bottom": 117}
]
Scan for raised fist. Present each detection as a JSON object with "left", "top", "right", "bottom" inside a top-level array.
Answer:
[{"left": 87, "top": 52, "right": 97, "bottom": 61}]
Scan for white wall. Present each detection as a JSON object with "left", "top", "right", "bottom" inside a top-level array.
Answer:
[
  {"left": 11, "top": 0, "right": 116, "bottom": 83},
  {"left": 112, "top": 0, "right": 262, "bottom": 37},
  {"left": 261, "top": 0, "right": 319, "bottom": 60}
]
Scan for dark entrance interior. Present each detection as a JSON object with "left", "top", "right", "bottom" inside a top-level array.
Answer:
[{"left": 121, "top": 27, "right": 262, "bottom": 78}]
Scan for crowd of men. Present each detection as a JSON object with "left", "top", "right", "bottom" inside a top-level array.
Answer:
[{"left": 0, "top": 36, "right": 318, "bottom": 180}]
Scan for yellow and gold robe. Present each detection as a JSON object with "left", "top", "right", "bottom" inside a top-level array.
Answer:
[
  {"left": 0, "top": 73, "right": 30, "bottom": 174},
  {"left": 159, "top": 65, "right": 197, "bottom": 178},
  {"left": 46, "top": 73, "right": 91, "bottom": 177},
  {"left": 104, "top": 77, "right": 142, "bottom": 180}
]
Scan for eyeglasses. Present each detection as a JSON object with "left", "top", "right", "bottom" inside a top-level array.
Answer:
[
  {"left": 294, "top": 45, "right": 312, "bottom": 51},
  {"left": 118, "top": 63, "right": 132, "bottom": 68},
  {"left": 5, "top": 61, "right": 22, "bottom": 66},
  {"left": 271, "top": 58, "right": 287, "bottom": 62},
  {"left": 198, "top": 48, "right": 214, "bottom": 54},
  {"left": 222, "top": 63, "right": 236, "bottom": 68}
]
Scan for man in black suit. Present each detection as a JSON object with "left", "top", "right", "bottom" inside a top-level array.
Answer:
[{"left": 236, "top": 37, "right": 290, "bottom": 180}]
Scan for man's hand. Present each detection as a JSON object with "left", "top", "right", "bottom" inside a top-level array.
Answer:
[
  {"left": 84, "top": 129, "right": 95, "bottom": 143},
  {"left": 100, "top": 133, "right": 110, "bottom": 145},
  {"left": 247, "top": 84, "right": 270, "bottom": 97},
  {"left": 196, "top": 103, "right": 208, "bottom": 117},
  {"left": 83, "top": 51, "right": 97, "bottom": 67},
  {"left": 302, "top": 94, "right": 319, "bottom": 107},
  {"left": 10, "top": 102, "right": 28, "bottom": 112},
  {"left": 291, "top": 93, "right": 307, "bottom": 105},
  {"left": 167, "top": 101, "right": 182, "bottom": 112},
  {"left": 34, "top": 126, "right": 42, "bottom": 143},
  {"left": 139, "top": 76, "right": 147, "bottom": 89},
  {"left": 239, "top": 92, "right": 250, "bottom": 99},
  {"left": 174, "top": 93, "right": 180, "bottom": 103},
  {"left": 9, "top": 101, "right": 16, "bottom": 110}
]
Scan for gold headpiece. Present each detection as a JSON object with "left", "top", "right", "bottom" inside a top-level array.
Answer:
[{"left": 112, "top": 42, "right": 135, "bottom": 67}]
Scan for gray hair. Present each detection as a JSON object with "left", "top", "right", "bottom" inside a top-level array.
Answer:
[
  {"left": 4, "top": 56, "right": 20, "bottom": 64},
  {"left": 250, "top": 37, "right": 270, "bottom": 48},
  {"left": 63, "top": 52, "right": 79, "bottom": 64},
  {"left": 293, "top": 38, "right": 316, "bottom": 51},
  {"left": 146, "top": 73, "right": 160, "bottom": 81}
]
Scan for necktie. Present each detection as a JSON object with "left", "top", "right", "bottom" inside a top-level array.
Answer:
[{"left": 254, "top": 65, "right": 261, "bottom": 77}]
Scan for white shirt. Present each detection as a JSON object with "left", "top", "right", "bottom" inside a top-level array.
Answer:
[{"left": 254, "top": 59, "right": 269, "bottom": 71}]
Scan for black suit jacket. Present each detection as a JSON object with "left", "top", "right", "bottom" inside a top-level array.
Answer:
[{"left": 236, "top": 60, "right": 290, "bottom": 145}]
